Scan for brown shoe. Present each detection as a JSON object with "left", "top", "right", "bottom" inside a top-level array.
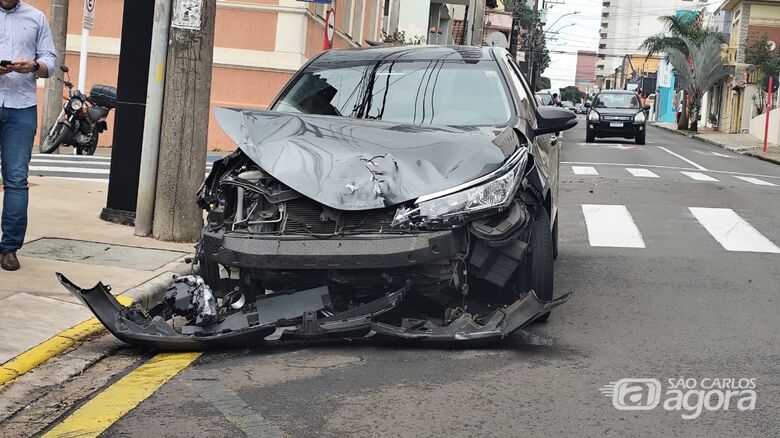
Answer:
[{"left": 1, "top": 251, "right": 20, "bottom": 271}]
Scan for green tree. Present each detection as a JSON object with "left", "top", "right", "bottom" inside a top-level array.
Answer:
[
  {"left": 745, "top": 34, "right": 780, "bottom": 114},
  {"left": 665, "top": 34, "right": 728, "bottom": 132},
  {"left": 537, "top": 76, "right": 551, "bottom": 90},
  {"left": 559, "top": 85, "right": 584, "bottom": 103},
  {"left": 640, "top": 11, "right": 724, "bottom": 130}
]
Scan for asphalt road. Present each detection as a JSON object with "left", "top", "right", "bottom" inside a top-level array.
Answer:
[{"left": 21, "top": 122, "right": 780, "bottom": 437}]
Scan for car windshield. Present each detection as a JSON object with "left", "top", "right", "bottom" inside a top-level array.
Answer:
[
  {"left": 593, "top": 93, "right": 640, "bottom": 109},
  {"left": 272, "top": 60, "right": 512, "bottom": 126}
]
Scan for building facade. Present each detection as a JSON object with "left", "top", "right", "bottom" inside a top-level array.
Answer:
[
  {"left": 574, "top": 50, "right": 596, "bottom": 93},
  {"left": 596, "top": 0, "right": 708, "bottom": 80},
  {"left": 29, "top": 0, "right": 384, "bottom": 150}
]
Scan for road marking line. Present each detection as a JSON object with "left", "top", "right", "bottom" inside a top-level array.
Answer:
[
  {"left": 657, "top": 146, "right": 708, "bottom": 170},
  {"left": 734, "top": 176, "right": 777, "bottom": 186},
  {"left": 185, "top": 379, "right": 286, "bottom": 438},
  {"left": 626, "top": 168, "right": 659, "bottom": 178},
  {"left": 581, "top": 204, "right": 646, "bottom": 248},
  {"left": 689, "top": 207, "right": 780, "bottom": 253},
  {"left": 561, "top": 161, "right": 780, "bottom": 180},
  {"left": 28, "top": 166, "right": 110, "bottom": 174},
  {"left": 42, "top": 352, "right": 202, "bottom": 438},
  {"left": 31, "top": 154, "right": 111, "bottom": 161},
  {"left": 30, "top": 159, "right": 111, "bottom": 166},
  {"left": 710, "top": 151, "right": 734, "bottom": 158},
  {"left": 572, "top": 166, "right": 598, "bottom": 175},
  {"left": 0, "top": 295, "right": 133, "bottom": 387},
  {"left": 681, "top": 171, "right": 718, "bottom": 182}
]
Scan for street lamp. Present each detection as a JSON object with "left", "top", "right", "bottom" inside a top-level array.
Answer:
[{"left": 545, "top": 11, "right": 580, "bottom": 31}]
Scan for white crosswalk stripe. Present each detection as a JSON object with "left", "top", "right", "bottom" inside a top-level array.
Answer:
[
  {"left": 572, "top": 166, "right": 598, "bottom": 175},
  {"left": 680, "top": 171, "right": 718, "bottom": 182},
  {"left": 733, "top": 176, "right": 777, "bottom": 186},
  {"left": 2, "top": 154, "right": 215, "bottom": 180},
  {"left": 626, "top": 168, "right": 659, "bottom": 178},
  {"left": 689, "top": 208, "right": 780, "bottom": 253},
  {"left": 581, "top": 204, "right": 646, "bottom": 248}
]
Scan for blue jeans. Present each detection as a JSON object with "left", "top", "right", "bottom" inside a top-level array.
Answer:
[{"left": 0, "top": 106, "right": 36, "bottom": 252}]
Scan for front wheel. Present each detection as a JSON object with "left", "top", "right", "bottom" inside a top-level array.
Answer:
[
  {"left": 635, "top": 131, "right": 646, "bottom": 145},
  {"left": 585, "top": 131, "right": 595, "bottom": 143},
  {"left": 40, "top": 123, "right": 71, "bottom": 154}
]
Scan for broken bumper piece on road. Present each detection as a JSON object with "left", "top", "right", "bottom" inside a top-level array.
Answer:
[{"left": 57, "top": 273, "right": 571, "bottom": 351}]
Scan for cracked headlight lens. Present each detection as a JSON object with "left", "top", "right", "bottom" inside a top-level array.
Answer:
[
  {"left": 634, "top": 111, "right": 646, "bottom": 123},
  {"left": 392, "top": 151, "right": 527, "bottom": 229},
  {"left": 588, "top": 110, "right": 600, "bottom": 122}
]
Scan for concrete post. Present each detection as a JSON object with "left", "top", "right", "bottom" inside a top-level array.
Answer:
[
  {"left": 41, "top": 0, "right": 68, "bottom": 153},
  {"left": 152, "top": 0, "right": 216, "bottom": 242},
  {"left": 471, "top": 0, "right": 485, "bottom": 46},
  {"left": 135, "top": 0, "right": 173, "bottom": 237}
]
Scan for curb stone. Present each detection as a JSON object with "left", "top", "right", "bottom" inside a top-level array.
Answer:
[{"left": 744, "top": 151, "right": 780, "bottom": 166}]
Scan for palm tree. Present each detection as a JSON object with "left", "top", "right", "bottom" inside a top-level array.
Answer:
[
  {"left": 640, "top": 12, "right": 723, "bottom": 130},
  {"left": 665, "top": 34, "right": 728, "bottom": 132}
]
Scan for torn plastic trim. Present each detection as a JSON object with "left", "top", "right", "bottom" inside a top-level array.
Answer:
[{"left": 57, "top": 273, "right": 571, "bottom": 350}]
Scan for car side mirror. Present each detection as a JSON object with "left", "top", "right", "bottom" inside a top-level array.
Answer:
[
  {"left": 584, "top": 102, "right": 591, "bottom": 108},
  {"left": 643, "top": 104, "right": 651, "bottom": 111},
  {"left": 60, "top": 65, "right": 69, "bottom": 73},
  {"left": 535, "top": 106, "right": 578, "bottom": 136}
]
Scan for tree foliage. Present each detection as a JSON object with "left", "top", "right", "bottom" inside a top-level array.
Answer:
[
  {"left": 640, "top": 11, "right": 724, "bottom": 130},
  {"left": 666, "top": 34, "right": 728, "bottom": 132},
  {"left": 559, "top": 85, "right": 584, "bottom": 103},
  {"left": 537, "top": 76, "right": 551, "bottom": 90}
]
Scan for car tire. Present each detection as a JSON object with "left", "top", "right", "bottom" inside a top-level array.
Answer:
[
  {"left": 519, "top": 207, "right": 555, "bottom": 322},
  {"left": 636, "top": 131, "right": 646, "bottom": 145},
  {"left": 586, "top": 131, "right": 595, "bottom": 143}
]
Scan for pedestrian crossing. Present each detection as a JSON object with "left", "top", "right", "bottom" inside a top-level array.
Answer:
[
  {"left": 6, "top": 153, "right": 217, "bottom": 181},
  {"left": 567, "top": 164, "right": 780, "bottom": 187},
  {"left": 577, "top": 204, "right": 780, "bottom": 254}
]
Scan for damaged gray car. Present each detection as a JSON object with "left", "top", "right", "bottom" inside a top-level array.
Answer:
[{"left": 60, "top": 46, "right": 577, "bottom": 350}]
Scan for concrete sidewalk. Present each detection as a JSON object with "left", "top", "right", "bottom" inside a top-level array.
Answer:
[
  {"left": 653, "top": 122, "right": 780, "bottom": 165},
  {"left": 0, "top": 176, "right": 194, "bottom": 364}
]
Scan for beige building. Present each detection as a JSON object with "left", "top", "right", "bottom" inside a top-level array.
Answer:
[{"left": 28, "top": 0, "right": 385, "bottom": 150}]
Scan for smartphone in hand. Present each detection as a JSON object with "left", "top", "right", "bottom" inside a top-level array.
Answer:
[{"left": 0, "top": 60, "right": 13, "bottom": 67}]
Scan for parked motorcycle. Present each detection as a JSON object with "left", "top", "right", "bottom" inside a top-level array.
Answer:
[{"left": 40, "top": 65, "right": 117, "bottom": 155}]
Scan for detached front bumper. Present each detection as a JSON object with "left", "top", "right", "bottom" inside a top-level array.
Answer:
[
  {"left": 200, "top": 230, "right": 462, "bottom": 269},
  {"left": 57, "top": 273, "right": 571, "bottom": 350}
]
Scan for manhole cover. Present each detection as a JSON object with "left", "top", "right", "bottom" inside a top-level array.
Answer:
[{"left": 19, "top": 238, "right": 186, "bottom": 271}]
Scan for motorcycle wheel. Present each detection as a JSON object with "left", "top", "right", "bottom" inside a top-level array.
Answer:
[
  {"left": 77, "top": 132, "right": 99, "bottom": 156},
  {"left": 40, "top": 123, "right": 71, "bottom": 154}
]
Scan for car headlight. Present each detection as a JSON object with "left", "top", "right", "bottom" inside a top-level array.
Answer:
[
  {"left": 69, "top": 99, "right": 83, "bottom": 111},
  {"left": 588, "top": 110, "right": 600, "bottom": 122},
  {"left": 634, "top": 111, "right": 646, "bottom": 123},
  {"left": 392, "top": 151, "right": 528, "bottom": 230}
]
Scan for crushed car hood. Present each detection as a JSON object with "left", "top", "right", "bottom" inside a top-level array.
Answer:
[{"left": 215, "top": 108, "right": 519, "bottom": 210}]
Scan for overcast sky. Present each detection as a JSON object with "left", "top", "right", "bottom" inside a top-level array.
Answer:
[{"left": 542, "top": 0, "right": 603, "bottom": 92}]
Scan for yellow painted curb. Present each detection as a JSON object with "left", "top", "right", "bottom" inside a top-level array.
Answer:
[
  {"left": 0, "top": 295, "right": 134, "bottom": 388},
  {"left": 41, "top": 352, "right": 201, "bottom": 438}
]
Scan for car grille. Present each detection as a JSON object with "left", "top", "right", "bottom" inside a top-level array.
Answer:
[
  {"left": 283, "top": 198, "right": 396, "bottom": 234},
  {"left": 602, "top": 115, "right": 632, "bottom": 121}
]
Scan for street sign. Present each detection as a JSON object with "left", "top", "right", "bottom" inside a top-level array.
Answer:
[
  {"left": 82, "top": 0, "right": 96, "bottom": 30},
  {"left": 516, "top": 51, "right": 525, "bottom": 62},
  {"left": 324, "top": 8, "right": 334, "bottom": 50},
  {"left": 762, "top": 75, "right": 779, "bottom": 93}
]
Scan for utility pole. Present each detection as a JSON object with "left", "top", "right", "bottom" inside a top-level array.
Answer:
[
  {"left": 135, "top": 0, "right": 172, "bottom": 237},
  {"left": 153, "top": 0, "right": 217, "bottom": 242},
  {"left": 41, "top": 0, "right": 68, "bottom": 153},
  {"left": 471, "top": 0, "right": 486, "bottom": 46}
]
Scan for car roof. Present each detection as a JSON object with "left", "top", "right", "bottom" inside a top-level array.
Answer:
[
  {"left": 596, "top": 90, "right": 635, "bottom": 94},
  {"left": 316, "top": 45, "right": 496, "bottom": 63}
]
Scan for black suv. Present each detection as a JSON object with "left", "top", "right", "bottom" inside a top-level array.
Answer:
[{"left": 585, "top": 90, "right": 649, "bottom": 144}]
